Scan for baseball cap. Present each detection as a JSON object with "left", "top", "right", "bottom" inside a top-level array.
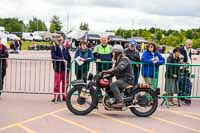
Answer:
[{"left": 129, "top": 39, "right": 137, "bottom": 46}]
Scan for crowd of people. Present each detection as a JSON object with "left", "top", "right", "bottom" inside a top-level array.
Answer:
[
  {"left": 165, "top": 40, "right": 193, "bottom": 105},
  {"left": 0, "top": 31, "right": 194, "bottom": 107},
  {"left": 50, "top": 32, "right": 194, "bottom": 106}
]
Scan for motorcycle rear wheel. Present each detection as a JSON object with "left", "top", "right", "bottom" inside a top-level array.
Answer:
[{"left": 130, "top": 88, "right": 158, "bottom": 117}]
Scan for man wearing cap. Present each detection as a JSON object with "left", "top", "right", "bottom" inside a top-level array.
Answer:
[{"left": 124, "top": 39, "right": 140, "bottom": 84}]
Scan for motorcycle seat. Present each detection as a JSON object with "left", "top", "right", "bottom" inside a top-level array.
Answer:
[{"left": 138, "top": 83, "right": 150, "bottom": 89}]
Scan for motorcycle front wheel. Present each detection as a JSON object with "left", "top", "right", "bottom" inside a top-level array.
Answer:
[{"left": 66, "top": 86, "right": 98, "bottom": 115}]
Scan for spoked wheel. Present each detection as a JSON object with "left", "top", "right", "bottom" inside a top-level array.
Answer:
[
  {"left": 130, "top": 88, "right": 158, "bottom": 117},
  {"left": 66, "top": 86, "right": 98, "bottom": 115}
]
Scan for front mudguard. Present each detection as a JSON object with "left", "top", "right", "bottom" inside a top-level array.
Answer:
[{"left": 71, "top": 80, "right": 86, "bottom": 86}]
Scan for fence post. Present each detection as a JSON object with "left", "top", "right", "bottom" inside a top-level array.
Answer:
[{"left": 69, "top": 61, "right": 73, "bottom": 90}]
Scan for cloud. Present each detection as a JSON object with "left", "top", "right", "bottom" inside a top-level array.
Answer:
[
  {"left": 0, "top": 0, "right": 199, "bottom": 31},
  {"left": 93, "top": 0, "right": 200, "bottom": 17}
]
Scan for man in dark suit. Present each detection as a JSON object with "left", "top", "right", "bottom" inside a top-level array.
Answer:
[{"left": 179, "top": 39, "right": 193, "bottom": 64}]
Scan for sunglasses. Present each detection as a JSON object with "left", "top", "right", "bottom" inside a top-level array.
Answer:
[{"left": 149, "top": 45, "right": 154, "bottom": 48}]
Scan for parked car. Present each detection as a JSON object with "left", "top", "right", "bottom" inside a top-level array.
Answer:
[
  {"left": 12, "top": 32, "right": 23, "bottom": 39},
  {"left": 196, "top": 48, "right": 200, "bottom": 55},
  {"left": 22, "top": 33, "right": 33, "bottom": 41},
  {"left": 33, "top": 35, "right": 43, "bottom": 41},
  {"left": 7, "top": 34, "right": 20, "bottom": 41},
  {"left": 34, "top": 31, "right": 52, "bottom": 41},
  {"left": 191, "top": 48, "right": 198, "bottom": 55}
]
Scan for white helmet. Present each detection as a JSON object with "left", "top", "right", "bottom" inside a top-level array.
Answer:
[{"left": 113, "top": 44, "right": 124, "bottom": 53}]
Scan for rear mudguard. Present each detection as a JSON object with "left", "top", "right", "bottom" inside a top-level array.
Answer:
[{"left": 124, "top": 87, "right": 158, "bottom": 103}]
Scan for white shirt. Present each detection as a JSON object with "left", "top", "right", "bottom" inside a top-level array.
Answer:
[
  {"left": 184, "top": 46, "right": 192, "bottom": 64},
  {"left": 59, "top": 45, "right": 63, "bottom": 51}
]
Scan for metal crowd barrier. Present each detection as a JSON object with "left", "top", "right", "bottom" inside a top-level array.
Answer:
[
  {"left": 0, "top": 58, "right": 68, "bottom": 97},
  {"left": 69, "top": 61, "right": 200, "bottom": 106},
  {"left": 69, "top": 61, "right": 159, "bottom": 89},
  {"left": 159, "top": 63, "right": 200, "bottom": 107},
  {"left": 1, "top": 57, "right": 199, "bottom": 107}
]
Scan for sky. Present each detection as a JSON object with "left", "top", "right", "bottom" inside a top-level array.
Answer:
[{"left": 0, "top": 0, "right": 200, "bottom": 31}]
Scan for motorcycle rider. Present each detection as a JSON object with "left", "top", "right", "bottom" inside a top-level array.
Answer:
[{"left": 102, "top": 44, "right": 134, "bottom": 108}]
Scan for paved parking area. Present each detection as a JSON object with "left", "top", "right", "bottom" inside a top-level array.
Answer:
[
  {"left": 0, "top": 93, "right": 200, "bottom": 133},
  {"left": 0, "top": 51, "right": 199, "bottom": 133}
]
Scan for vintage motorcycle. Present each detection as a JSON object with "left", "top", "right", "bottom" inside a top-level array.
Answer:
[{"left": 66, "top": 73, "right": 158, "bottom": 117}]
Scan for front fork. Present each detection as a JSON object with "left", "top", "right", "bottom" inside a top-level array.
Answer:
[{"left": 80, "top": 87, "right": 90, "bottom": 99}]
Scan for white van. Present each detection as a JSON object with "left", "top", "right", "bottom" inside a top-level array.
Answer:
[
  {"left": 0, "top": 26, "right": 5, "bottom": 32},
  {"left": 22, "top": 33, "right": 33, "bottom": 41}
]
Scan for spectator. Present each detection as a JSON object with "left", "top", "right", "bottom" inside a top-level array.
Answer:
[
  {"left": 124, "top": 39, "right": 140, "bottom": 85},
  {"left": 18, "top": 39, "right": 22, "bottom": 50},
  {"left": 141, "top": 43, "right": 145, "bottom": 53},
  {"left": 141, "top": 43, "right": 165, "bottom": 88},
  {"left": 51, "top": 32, "right": 71, "bottom": 102},
  {"left": 65, "top": 39, "right": 70, "bottom": 49},
  {"left": 93, "top": 36, "right": 112, "bottom": 99},
  {"left": 165, "top": 48, "right": 180, "bottom": 106},
  {"left": 178, "top": 56, "right": 192, "bottom": 105},
  {"left": 179, "top": 39, "right": 193, "bottom": 104},
  {"left": 0, "top": 37, "right": 9, "bottom": 96},
  {"left": 179, "top": 39, "right": 192, "bottom": 64},
  {"left": 10, "top": 38, "right": 20, "bottom": 53},
  {"left": 74, "top": 40, "right": 94, "bottom": 81}
]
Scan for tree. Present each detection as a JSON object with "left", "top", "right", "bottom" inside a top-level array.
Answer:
[
  {"left": 149, "top": 27, "right": 156, "bottom": 34},
  {"left": 115, "top": 28, "right": 124, "bottom": 37},
  {"left": 155, "top": 30, "right": 163, "bottom": 43},
  {"left": 185, "top": 30, "right": 193, "bottom": 39},
  {"left": 171, "top": 31, "right": 179, "bottom": 36},
  {"left": 131, "top": 30, "right": 137, "bottom": 37},
  {"left": 123, "top": 30, "right": 132, "bottom": 38},
  {"left": 0, "top": 18, "right": 25, "bottom": 32},
  {"left": 27, "top": 17, "right": 47, "bottom": 32},
  {"left": 50, "top": 15, "right": 62, "bottom": 32},
  {"left": 193, "top": 39, "right": 200, "bottom": 49},
  {"left": 141, "top": 30, "right": 152, "bottom": 41},
  {"left": 160, "top": 36, "right": 180, "bottom": 47},
  {"left": 79, "top": 22, "right": 89, "bottom": 31}
]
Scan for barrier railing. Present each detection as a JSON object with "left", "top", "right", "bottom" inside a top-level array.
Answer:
[
  {"left": 159, "top": 63, "right": 200, "bottom": 107},
  {"left": 1, "top": 57, "right": 199, "bottom": 107},
  {"left": 0, "top": 58, "right": 68, "bottom": 97},
  {"left": 69, "top": 61, "right": 200, "bottom": 107},
  {"left": 69, "top": 61, "right": 160, "bottom": 90}
]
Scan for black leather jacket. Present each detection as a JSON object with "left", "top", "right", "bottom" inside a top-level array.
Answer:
[{"left": 113, "top": 55, "right": 134, "bottom": 84}]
